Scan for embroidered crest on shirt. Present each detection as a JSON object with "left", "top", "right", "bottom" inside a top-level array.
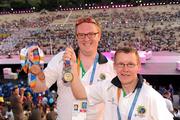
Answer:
[
  {"left": 135, "top": 105, "right": 146, "bottom": 117},
  {"left": 98, "top": 73, "right": 106, "bottom": 81}
]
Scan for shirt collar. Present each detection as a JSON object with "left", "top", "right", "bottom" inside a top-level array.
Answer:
[
  {"left": 74, "top": 48, "right": 108, "bottom": 64},
  {"left": 111, "top": 74, "right": 144, "bottom": 91}
]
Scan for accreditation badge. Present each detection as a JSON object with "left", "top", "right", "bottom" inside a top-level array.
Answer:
[{"left": 72, "top": 100, "right": 87, "bottom": 120}]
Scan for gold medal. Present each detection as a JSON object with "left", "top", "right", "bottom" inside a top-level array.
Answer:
[{"left": 63, "top": 72, "right": 73, "bottom": 82}]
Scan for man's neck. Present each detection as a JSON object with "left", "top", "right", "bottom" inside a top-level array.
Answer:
[
  {"left": 122, "top": 79, "right": 138, "bottom": 95},
  {"left": 79, "top": 50, "right": 98, "bottom": 71}
]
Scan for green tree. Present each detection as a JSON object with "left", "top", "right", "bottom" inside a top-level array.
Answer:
[{"left": 27, "top": 0, "right": 41, "bottom": 8}]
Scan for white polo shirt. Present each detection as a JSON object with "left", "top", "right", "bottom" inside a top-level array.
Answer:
[
  {"left": 86, "top": 75, "right": 174, "bottom": 120},
  {"left": 44, "top": 50, "right": 116, "bottom": 120}
]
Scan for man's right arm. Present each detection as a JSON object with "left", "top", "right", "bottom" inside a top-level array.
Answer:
[{"left": 71, "top": 63, "right": 87, "bottom": 99}]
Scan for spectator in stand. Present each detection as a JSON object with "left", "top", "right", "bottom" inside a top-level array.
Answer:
[
  {"left": 168, "top": 84, "right": 174, "bottom": 102},
  {"left": 23, "top": 92, "right": 34, "bottom": 112},
  {"left": 174, "top": 107, "right": 180, "bottom": 120},
  {"left": 28, "top": 105, "right": 42, "bottom": 120},
  {"left": 10, "top": 86, "right": 25, "bottom": 120},
  {"left": 5, "top": 105, "right": 14, "bottom": 120},
  {"left": 163, "top": 90, "right": 174, "bottom": 113},
  {"left": 46, "top": 106, "right": 58, "bottom": 120}
]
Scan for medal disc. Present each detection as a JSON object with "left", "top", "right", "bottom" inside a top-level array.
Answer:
[{"left": 63, "top": 72, "right": 73, "bottom": 82}]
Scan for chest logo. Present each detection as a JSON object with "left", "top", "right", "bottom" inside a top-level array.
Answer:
[
  {"left": 99, "top": 73, "right": 106, "bottom": 80},
  {"left": 135, "top": 105, "right": 146, "bottom": 117}
]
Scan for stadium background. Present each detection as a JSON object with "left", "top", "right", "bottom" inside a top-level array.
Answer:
[{"left": 0, "top": 0, "right": 180, "bottom": 117}]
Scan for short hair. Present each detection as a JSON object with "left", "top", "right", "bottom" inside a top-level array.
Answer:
[
  {"left": 114, "top": 47, "right": 140, "bottom": 64},
  {"left": 12, "top": 85, "right": 18, "bottom": 92},
  {"left": 75, "top": 16, "right": 101, "bottom": 33}
]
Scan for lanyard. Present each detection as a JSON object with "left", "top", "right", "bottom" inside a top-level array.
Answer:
[
  {"left": 77, "top": 54, "right": 99, "bottom": 85},
  {"left": 117, "top": 87, "right": 142, "bottom": 120},
  {"left": 80, "top": 61, "right": 86, "bottom": 78},
  {"left": 77, "top": 56, "right": 86, "bottom": 78}
]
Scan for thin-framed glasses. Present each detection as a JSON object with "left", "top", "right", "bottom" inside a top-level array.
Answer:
[
  {"left": 76, "top": 32, "right": 99, "bottom": 39},
  {"left": 115, "top": 63, "right": 137, "bottom": 68}
]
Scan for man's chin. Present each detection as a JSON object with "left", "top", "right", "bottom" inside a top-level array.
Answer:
[{"left": 120, "top": 78, "right": 132, "bottom": 85}]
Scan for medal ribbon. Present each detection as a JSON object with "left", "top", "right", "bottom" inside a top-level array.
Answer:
[
  {"left": 117, "top": 87, "right": 142, "bottom": 120},
  {"left": 80, "top": 61, "right": 86, "bottom": 78}
]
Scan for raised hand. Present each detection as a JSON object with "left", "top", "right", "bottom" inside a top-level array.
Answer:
[{"left": 63, "top": 46, "right": 77, "bottom": 66}]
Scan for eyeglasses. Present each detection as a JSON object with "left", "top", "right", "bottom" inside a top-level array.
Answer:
[
  {"left": 76, "top": 32, "right": 99, "bottom": 39},
  {"left": 115, "top": 63, "right": 137, "bottom": 68},
  {"left": 76, "top": 17, "right": 99, "bottom": 27}
]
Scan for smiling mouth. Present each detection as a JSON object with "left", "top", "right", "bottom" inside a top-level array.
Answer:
[
  {"left": 121, "top": 73, "right": 130, "bottom": 76},
  {"left": 83, "top": 43, "right": 92, "bottom": 47}
]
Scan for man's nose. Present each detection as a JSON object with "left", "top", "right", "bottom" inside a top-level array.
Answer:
[
  {"left": 84, "top": 35, "right": 90, "bottom": 40},
  {"left": 122, "top": 65, "right": 129, "bottom": 71}
]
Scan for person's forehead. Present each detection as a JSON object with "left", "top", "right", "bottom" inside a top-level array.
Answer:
[
  {"left": 76, "top": 23, "right": 99, "bottom": 32},
  {"left": 115, "top": 52, "right": 137, "bottom": 62}
]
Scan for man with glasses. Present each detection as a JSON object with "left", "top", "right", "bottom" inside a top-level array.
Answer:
[
  {"left": 66, "top": 47, "right": 174, "bottom": 120},
  {"left": 28, "top": 16, "right": 116, "bottom": 120}
]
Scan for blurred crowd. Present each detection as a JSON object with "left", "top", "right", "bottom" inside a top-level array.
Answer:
[
  {"left": 0, "top": 82, "right": 58, "bottom": 120},
  {"left": 0, "top": 4, "right": 179, "bottom": 56},
  {"left": 0, "top": 81, "right": 180, "bottom": 120}
]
